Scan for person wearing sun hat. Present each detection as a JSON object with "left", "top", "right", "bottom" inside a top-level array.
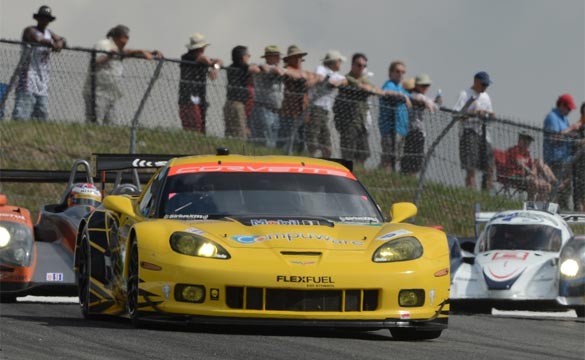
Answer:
[
  {"left": 249, "top": 45, "right": 286, "bottom": 148},
  {"left": 12, "top": 5, "right": 66, "bottom": 121},
  {"left": 543, "top": 93, "right": 580, "bottom": 209},
  {"left": 278, "top": 45, "right": 322, "bottom": 153},
  {"left": 177, "top": 33, "right": 223, "bottom": 132},
  {"left": 305, "top": 50, "right": 348, "bottom": 157}
]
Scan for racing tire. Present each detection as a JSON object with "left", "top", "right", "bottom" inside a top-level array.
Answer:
[
  {"left": 0, "top": 294, "right": 17, "bottom": 303},
  {"left": 77, "top": 227, "right": 94, "bottom": 319},
  {"left": 127, "top": 237, "right": 145, "bottom": 327},
  {"left": 390, "top": 328, "right": 443, "bottom": 341}
]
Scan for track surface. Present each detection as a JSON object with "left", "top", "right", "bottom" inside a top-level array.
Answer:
[{"left": 1, "top": 298, "right": 584, "bottom": 360}]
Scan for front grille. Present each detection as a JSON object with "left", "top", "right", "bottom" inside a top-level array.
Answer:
[{"left": 226, "top": 286, "right": 378, "bottom": 312}]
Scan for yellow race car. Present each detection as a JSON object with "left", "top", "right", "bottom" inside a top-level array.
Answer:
[{"left": 75, "top": 151, "right": 450, "bottom": 340}]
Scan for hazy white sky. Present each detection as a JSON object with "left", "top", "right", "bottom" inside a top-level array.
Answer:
[{"left": 1, "top": 0, "right": 583, "bottom": 126}]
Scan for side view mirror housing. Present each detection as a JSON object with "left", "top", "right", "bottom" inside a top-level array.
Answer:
[
  {"left": 103, "top": 195, "right": 136, "bottom": 217},
  {"left": 389, "top": 202, "right": 417, "bottom": 224}
]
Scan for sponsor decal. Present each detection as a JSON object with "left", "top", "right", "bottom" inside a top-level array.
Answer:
[
  {"left": 0, "top": 213, "right": 27, "bottom": 221},
  {"left": 289, "top": 260, "right": 317, "bottom": 266},
  {"left": 276, "top": 275, "right": 334, "bottom": 284},
  {"left": 376, "top": 229, "right": 412, "bottom": 241},
  {"left": 165, "top": 214, "right": 209, "bottom": 220},
  {"left": 251, "top": 219, "right": 301, "bottom": 226},
  {"left": 0, "top": 273, "right": 27, "bottom": 281},
  {"left": 399, "top": 311, "right": 411, "bottom": 320},
  {"left": 132, "top": 159, "right": 167, "bottom": 168},
  {"left": 168, "top": 162, "right": 356, "bottom": 180},
  {"left": 210, "top": 288, "right": 220, "bottom": 301},
  {"left": 339, "top": 216, "right": 380, "bottom": 223},
  {"left": 46, "top": 273, "right": 64, "bottom": 282},
  {"left": 185, "top": 227, "right": 206, "bottom": 235},
  {"left": 492, "top": 251, "right": 529, "bottom": 261},
  {"left": 232, "top": 233, "right": 364, "bottom": 246}
]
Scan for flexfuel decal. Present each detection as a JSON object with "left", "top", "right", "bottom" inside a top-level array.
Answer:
[{"left": 277, "top": 275, "right": 335, "bottom": 288}]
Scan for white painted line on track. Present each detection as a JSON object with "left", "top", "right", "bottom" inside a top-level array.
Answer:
[
  {"left": 492, "top": 308, "right": 577, "bottom": 318},
  {"left": 17, "top": 296, "right": 78, "bottom": 304}
]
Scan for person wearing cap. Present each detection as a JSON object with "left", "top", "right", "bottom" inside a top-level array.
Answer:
[
  {"left": 12, "top": 5, "right": 66, "bottom": 121},
  {"left": 178, "top": 33, "right": 222, "bottom": 132},
  {"left": 83, "top": 25, "right": 163, "bottom": 125},
  {"left": 453, "top": 71, "right": 496, "bottom": 191},
  {"left": 223, "top": 46, "right": 261, "bottom": 139},
  {"left": 278, "top": 45, "right": 322, "bottom": 153},
  {"left": 500, "top": 132, "right": 557, "bottom": 201},
  {"left": 401, "top": 78, "right": 415, "bottom": 94},
  {"left": 249, "top": 45, "right": 286, "bottom": 148},
  {"left": 305, "top": 50, "right": 348, "bottom": 157},
  {"left": 333, "top": 53, "right": 386, "bottom": 165},
  {"left": 401, "top": 73, "right": 439, "bottom": 176},
  {"left": 543, "top": 93, "right": 581, "bottom": 209},
  {"left": 379, "top": 60, "right": 413, "bottom": 172}
]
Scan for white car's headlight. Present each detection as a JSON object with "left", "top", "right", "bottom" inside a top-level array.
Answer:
[
  {"left": 560, "top": 259, "right": 580, "bottom": 277},
  {"left": 170, "top": 232, "right": 230, "bottom": 259},
  {"left": 373, "top": 236, "right": 423, "bottom": 263},
  {"left": 0, "top": 226, "right": 11, "bottom": 248}
]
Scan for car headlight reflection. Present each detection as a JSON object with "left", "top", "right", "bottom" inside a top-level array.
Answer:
[
  {"left": 560, "top": 259, "right": 580, "bottom": 277},
  {"left": 0, "top": 226, "right": 11, "bottom": 248},
  {"left": 373, "top": 236, "right": 423, "bottom": 263},
  {"left": 170, "top": 232, "right": 230, "bottom": 259}
]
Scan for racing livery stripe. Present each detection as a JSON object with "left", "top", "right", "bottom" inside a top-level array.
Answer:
[{"left": 168, "top": 162, "right": 356, "bottom": 180}]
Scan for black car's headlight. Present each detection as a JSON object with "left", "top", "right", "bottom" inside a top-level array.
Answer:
[
  {"left": 373, "top": 236, "right": 423, "bottom": 263},
  {"left": 170, "top": 232, "right": 230, "bottom": 259}
]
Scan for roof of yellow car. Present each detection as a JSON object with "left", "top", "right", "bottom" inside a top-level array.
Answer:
[{"left": 167, "top": 154, "right": 349, "bottom": 170}]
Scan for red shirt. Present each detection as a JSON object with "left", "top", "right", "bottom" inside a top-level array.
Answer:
[{"left": 501, "top": 145, "right": 533, "bottom": 177}]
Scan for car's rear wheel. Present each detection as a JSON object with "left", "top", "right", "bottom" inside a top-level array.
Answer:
[
  {"left": 77, "top": 227, "right": 93, "bottom": 319},
  {"left": 575, "top": 306, "right": 585, "bottom": 318},
  {"left": 0, "top": 294, "right": 17, "bottom": 303},
  {"left": 390, "top": 328, "right": 443, "bottom": 341},
  {"left": 126, "top": 237, "right": 144, "bottom": 327}
]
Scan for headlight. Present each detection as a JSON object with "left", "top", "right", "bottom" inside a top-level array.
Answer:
[
  {"left": 170, "top": 232, "right": 230, "bottom": 259},
  {"left": 0, "top": 226, "right": 10, "bottom": 247},
  {"left": 560, "top": 259, "right": 580, "bottom": 277},
  {"left": 373, "top": 236, "right": 423, "bottom": 263}
]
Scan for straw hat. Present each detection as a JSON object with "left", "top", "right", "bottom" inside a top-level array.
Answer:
[
  {"left": 283, "top": 45, "right": 307, "bottom": 61},
  {"left": 185, "top": 33, "right": 210, "bottom": 50}
]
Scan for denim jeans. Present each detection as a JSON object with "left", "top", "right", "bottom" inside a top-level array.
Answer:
[
  {"left": 12, "top": 91, "right": 48, "bottom": 120},
  {"left": 250, "top": 105, "right": 280, "bottom": 148}
]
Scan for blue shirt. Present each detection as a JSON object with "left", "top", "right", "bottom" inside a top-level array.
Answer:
[
  {"left": 543, "top": 108, "right": 571, "bottom": 164},
  {"left": 379, "top": 80, "right": 410, "bottom": 136}
]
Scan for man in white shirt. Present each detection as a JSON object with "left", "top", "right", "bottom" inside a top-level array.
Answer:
[
  {"left": 306, "top": 50, "right": 348, "bottom": 157},
  {"left": 453, "top": 71, "right": 495, "bottom": 190}
]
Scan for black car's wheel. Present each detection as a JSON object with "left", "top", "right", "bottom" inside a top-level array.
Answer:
[
  {"left": 390, "top": 328, "right": 443, "bottom": 341},
  {"left": 0, "top": 294, "right": 17, "bottom": 303},
  {"left": 76, "top": 227, "right": 93, "bottom": 319},
  {"left": 126, "top": 237, "right": 143, "bottom": 327},
  {"left": 575, "top": 306, "right": 585, "bottom": 318}
]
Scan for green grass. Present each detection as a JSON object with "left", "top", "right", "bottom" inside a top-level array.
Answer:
[{"left": 4, "top": 120, "right": 579, "bottom": 236}]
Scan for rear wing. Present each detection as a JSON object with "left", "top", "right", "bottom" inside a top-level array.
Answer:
[{"left": 560, "top": 213, "right": 585, "bottom": 224}]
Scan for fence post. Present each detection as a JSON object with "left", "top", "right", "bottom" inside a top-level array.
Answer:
[
  {"left": 88, "top": 50, "right": 97, "bottom": 123},
  {"left": 413, "top": 109, "right": 459, "bottom": 207},
  {"left": 129, "top": 58, "right": 164, "bottom": 154}
]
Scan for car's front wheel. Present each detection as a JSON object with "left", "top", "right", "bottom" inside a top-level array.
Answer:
[
  {"left": 77, "top": 227, "right": 93, "bottom": 319},
  {"left": 126, "top": 237, "right": 144, "bottom": 327},
  {"left": 390, "top": 328, "right": 443, "bottom": 341}
]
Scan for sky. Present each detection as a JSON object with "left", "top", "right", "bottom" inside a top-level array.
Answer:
[{"left": 0, "top": 0, "right": 584, "bottom": 126}]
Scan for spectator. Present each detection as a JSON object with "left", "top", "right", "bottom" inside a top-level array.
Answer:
[
  {"left": 500, "top": 132, "right": 557, "bottom": 201},
  {"left": 453, "top": 71, "right": 495, "bottom": 191},
  {"left": 543, "top": 93, "right": 580, "bottom": 209},
  {"left": 83, "top": 25, "right": 162, "bottom": 125},
  {"left": 401, "top": 73, "right": 439, "bottom": 176},
  {"left": 379, "top": 60, "right": 413, "bottom": 172},
  {"left": 333, "top": 53, "right": 385, "bottom": 166},
  {"left": 223, "top": 46, "right": 261, "bottom": 139},
  {"left": 572, "top": 102, "right": 585, "bottom": 211},
  {"left": 249, "top": 45, "right": 285, "bottom": 148},
  {"left": 278, "top": 45, "right": 321, "bottom": 153},
  {"left": 12, "top": 5, "right": 65, "bottom": 121},
  {"left": 178, "top": 33, "right": 222, "bottom": 133},
  {"left": 306, "top": 50, "right": 348, "bottom": 157},
  {"left": 401, "top": 78, "right": 415, "bottom": 94}
]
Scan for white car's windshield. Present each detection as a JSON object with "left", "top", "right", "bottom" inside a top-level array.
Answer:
[
  {"left": 484, "top": 224, "right": 562, "bottom": 252},
  {"left": 158, "top": 172, "right": 383, "bottom": 223}
]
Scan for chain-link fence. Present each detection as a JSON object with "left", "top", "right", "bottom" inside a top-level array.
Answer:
[{"left": 1, "top": 40, "right": 583, "bottom": 235}]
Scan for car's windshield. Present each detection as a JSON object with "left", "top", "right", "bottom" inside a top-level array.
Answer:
[
  {"left": 158, "top": 172, "right": 383, "bottom": 223},
  {"left": 484, "top": 224, "right": 562, "bottom": 252}
]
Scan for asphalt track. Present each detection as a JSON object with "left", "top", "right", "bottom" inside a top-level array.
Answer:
[{"left": 1, "top": 298, "right": 584, "bottom": 360}]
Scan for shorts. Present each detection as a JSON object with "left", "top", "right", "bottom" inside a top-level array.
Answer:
[
  {"left": 460, "top": 128, "right": 493, "bottom": 171},
  {"left": 306, "top": 105, "right": 332, "bottom": 151}
]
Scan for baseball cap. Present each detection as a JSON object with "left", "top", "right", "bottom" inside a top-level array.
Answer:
[
  {"left": 474, "top": 71, "right": 492, "bottom": 86},
  {"left": 558, "top": 93, "right": 577, "bottom": 110}
]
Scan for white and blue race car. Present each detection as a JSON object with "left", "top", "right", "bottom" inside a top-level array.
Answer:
[{"left": 450, "top": 202, "right": 585, "bottom": 314}]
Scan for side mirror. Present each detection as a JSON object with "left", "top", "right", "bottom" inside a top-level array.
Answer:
[
  {"left": 389, "top": 202, "right": 417, "bottom": 224},
  {"left": 103, "top": 195, "right": 136, "bottom": 217}
]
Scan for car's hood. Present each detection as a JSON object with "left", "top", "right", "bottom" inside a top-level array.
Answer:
[
  {"left": 144, "top": 217, "right": 435, "bottom": 252},
  {"left": 475, "top": 250, "right": 557, "bottom": 283}
]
